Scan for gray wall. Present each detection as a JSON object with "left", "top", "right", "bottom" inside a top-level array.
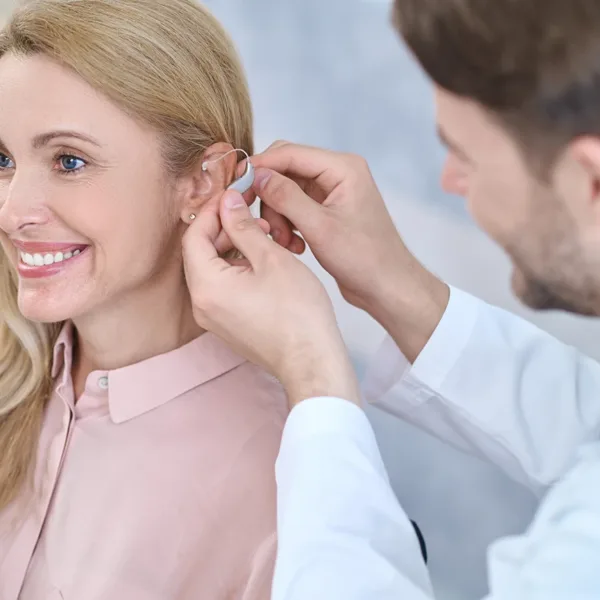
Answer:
[
  {"left": 3, "top": 1, "right": 600, "bottom": 598},
  {"left": 207, "top": 3, "right": 600, "bottom": 598}
]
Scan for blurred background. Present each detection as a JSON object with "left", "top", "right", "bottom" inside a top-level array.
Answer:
[{"left": 3, "top": 1, "right": 600, "bottom": 598}]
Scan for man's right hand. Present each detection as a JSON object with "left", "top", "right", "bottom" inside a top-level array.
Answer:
[{"left": 249, "top": 141, "right": 450, "bottom": 363}]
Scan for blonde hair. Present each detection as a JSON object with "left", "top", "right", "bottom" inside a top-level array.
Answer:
[{"left": 0, "top": 0, "right": 254, "bottom": 512}]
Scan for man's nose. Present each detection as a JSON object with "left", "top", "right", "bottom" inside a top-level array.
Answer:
[
  {"left": 440, "top": 155, "right": 469, "bottom": 197},
  {"left": 0, "top": 173, "right": 50, "bottom": 235}
]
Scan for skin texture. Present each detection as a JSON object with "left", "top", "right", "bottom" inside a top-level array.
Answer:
[
  {"left": 0, "top": 53, "right": 240, "bottom": 397},
  {"left": 186, "top": 85, "right": 600, "bottom": 404},
  {"left": 184, "top": 189, "right": 361, "bottom": 408},
  {"left": 435, "top": 88, "right": 600, "bottom": 316}
]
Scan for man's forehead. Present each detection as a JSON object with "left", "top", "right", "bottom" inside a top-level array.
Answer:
[{"left": 435, "top": 90, "right": 509, "bottom": 149}]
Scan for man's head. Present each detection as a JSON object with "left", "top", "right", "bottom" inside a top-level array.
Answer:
[{"left": 393, "top": 0, "right": 600, "bottom": 315}]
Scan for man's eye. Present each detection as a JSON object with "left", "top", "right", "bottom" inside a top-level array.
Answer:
[{"left": 0, "top": 154, "right": 15, "bottom": 169}]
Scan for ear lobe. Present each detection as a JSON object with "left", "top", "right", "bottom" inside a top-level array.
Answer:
[{"left": 177, "top": 167, "right": 213, "bottom": 224}]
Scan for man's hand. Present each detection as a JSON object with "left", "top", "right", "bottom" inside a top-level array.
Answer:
[
  {"left": 182, "top": 190, "right": 360, "bottom": 409},
  {"left": 248, "top": 141, "right": 450, "bottom": 363}
]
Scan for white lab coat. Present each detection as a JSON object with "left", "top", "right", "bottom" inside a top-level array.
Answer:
[{"left": 272, "top": 286, "right": 600, "bottom": 600}]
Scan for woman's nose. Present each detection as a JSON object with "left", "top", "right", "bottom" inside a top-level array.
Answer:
[{"left": 0, "top": 175, "right": 50, "bottom": 235}]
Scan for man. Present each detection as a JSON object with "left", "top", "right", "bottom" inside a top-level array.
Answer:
[{"left": 183, "top": 0, "right": 600, "bottom": 598}]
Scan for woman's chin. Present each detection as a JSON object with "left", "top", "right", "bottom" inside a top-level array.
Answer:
[
  {"left": 18, "top": 306, "right": 72, "bottom": 325},
  {"left": 18, "top": 291, "right": 79, "bottom": 324}
]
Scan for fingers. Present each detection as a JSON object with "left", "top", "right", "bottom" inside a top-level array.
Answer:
[
  {"left": 264, "top": 140, "right": 289, "bottom": 151},
  {"left": 214, "top": 218, "right": 270, "bottom": 255},
  {"left": 182, "top": 200, "right": 229, "bottom": 286},
  {"left": 252, "top": 168, "right": 322, "bottom": 234},
  {"left": 288, "top": 235, "right": 306, "bottom": 254},
  {"left": 259, "top": 203, "right": 306, "bottom": 254},
  {"left": 219, "top": 190, "right": 275, "bottom": 265},
  {"left": 251, "top": 142, "right": 354, "bottom": 195},
  {"left": 260, "top": 203, "right": 294, "bottom": 248}
]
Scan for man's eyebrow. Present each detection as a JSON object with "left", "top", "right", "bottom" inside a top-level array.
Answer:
[
  {"left": 31, "top": 130, "right": 102, "bottom": 149},
  {"left": 436, "top": 125, "right": 471, "bottom": 162},
  {"left": 436, "top": 126, "right": 457, "bottom": 151}
]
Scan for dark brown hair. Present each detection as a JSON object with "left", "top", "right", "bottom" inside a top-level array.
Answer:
[{"left": 392, "top": 0, "right": 600, "bottom": 170}]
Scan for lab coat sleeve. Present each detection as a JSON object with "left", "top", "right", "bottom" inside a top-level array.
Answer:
[
  {"left": 362, "top": 286, "right": 600, "bottom": 493},
  {"left": 273, "top": 398, "right": 600, "bottom": 600},
  {"left": 272, "top": 397, "right": 434, "bottom": 600},
  {"left": 485, "top": 441, "right": 600, "bottom": 600}
]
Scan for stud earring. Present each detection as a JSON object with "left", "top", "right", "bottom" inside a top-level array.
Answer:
[{"left": 189, "top": 213, "right": 196, "bottom": 221}]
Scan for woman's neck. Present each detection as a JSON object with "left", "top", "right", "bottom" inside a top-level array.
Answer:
[{"left": 70, "top": 278, "right": 204, "bottom": 399}]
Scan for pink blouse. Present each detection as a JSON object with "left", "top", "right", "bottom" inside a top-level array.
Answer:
[{"left": 0, "top": 322, "right": 288, "bottom": 599}]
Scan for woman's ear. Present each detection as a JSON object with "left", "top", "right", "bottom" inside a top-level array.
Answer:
[{"left": 178, "top": 142, "right": 238, "bottom": 223}]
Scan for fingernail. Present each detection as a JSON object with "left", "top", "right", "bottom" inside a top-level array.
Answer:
[
  {"left": 254, "top": 170, "right": 272, "bottom": 191},
  {"left": 225, "top": 191, "right": 245, "bottom": 209}
]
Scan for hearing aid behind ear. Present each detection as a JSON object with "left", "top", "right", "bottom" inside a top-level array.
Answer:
[
  {"left": 227, "top": 160, "right": 255, "bottom": 194},
  {"left": 201, "top": 149, "right": 255, "bottom": 195}
]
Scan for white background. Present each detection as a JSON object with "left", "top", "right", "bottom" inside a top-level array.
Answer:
[{"left": 3, "top": 1, "right": 600, "bottom": 598}]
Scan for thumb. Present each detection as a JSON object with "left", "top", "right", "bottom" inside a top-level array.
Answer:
[
  {"left": 183, "top": 200, "right": 220, "bottom": 263},
  {"left": 182, "top": 201, "right": 231, "bottom": 300},
  {"left": 253, "top": 167, "right": 322, "bottom": 234},
  {"left": 220, "top": 190, "right": 273, "bottom": 265}
]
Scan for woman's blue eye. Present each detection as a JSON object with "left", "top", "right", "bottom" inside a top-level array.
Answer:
[
  {"left": 59, "top": 155, "right": 86, "bottom": 171},
  {"left": 0, "top": 154, "right": 15, "bottom": 169}
]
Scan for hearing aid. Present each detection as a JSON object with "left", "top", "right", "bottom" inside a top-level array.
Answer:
[{"left": 201, "top": 148, "right": 255, "bottom": 195}]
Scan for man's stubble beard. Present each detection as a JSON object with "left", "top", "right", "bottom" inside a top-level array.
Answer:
[{"left": 509, "top": 230, "right": 600, "bottom": 317}]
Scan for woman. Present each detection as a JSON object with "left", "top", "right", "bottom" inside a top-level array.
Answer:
[{"left": 0, "top": 0, "right": 288, "bottom": 598}]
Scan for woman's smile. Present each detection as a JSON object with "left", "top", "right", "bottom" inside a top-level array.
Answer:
[{"left": 12, "top": 239, "right": 90, "bottom": 279}]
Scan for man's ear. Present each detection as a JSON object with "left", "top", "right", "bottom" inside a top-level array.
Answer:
[
  {"left": 178, "top": 142, "right": 238, "bottom": 223},
  {"left": 568, "top": 137, "right": 600, "bottom": 221}
]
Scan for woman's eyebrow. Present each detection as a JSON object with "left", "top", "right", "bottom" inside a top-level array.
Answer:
[
  {"left": 0, "top": 131, "right": 103, "bottom": 152},
  {"left": 31, "top": 130, "right": 103, "bottom": 149}
]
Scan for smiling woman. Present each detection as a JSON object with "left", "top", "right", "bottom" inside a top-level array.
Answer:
[{"left": 0, "top": 1, "right": 288, "bottom": 599}]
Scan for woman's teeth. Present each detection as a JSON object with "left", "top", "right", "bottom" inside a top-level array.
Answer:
[{"left": 20, "top": 249, "right": 82, "bottom": 267}]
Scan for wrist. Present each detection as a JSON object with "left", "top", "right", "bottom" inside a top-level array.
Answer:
[
  {"left": 364, "top": 260, "right": 449, "bottom": 364},
  {"left": 280, "top": 340, "right": 360, "bottom": 409}
]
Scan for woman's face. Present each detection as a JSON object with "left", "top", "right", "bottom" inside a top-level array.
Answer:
[{"left": 0, "top": 53, "right": 188, "bottom": 323}]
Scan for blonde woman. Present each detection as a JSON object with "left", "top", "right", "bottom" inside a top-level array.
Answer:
[{"left": 0, "top": 0, "right": 288, "bottom": 598}]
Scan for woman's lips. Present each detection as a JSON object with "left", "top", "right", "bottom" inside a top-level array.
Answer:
[
  {"left": 12, "top": 240, "right": 88, "bottom": 253},
  {"left": 16, "top": 245, "right": 90, "bottom": 279}
]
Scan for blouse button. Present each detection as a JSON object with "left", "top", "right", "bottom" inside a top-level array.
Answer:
[{"left": 98, "top": 376, "right": 109, "bottom": 390}]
